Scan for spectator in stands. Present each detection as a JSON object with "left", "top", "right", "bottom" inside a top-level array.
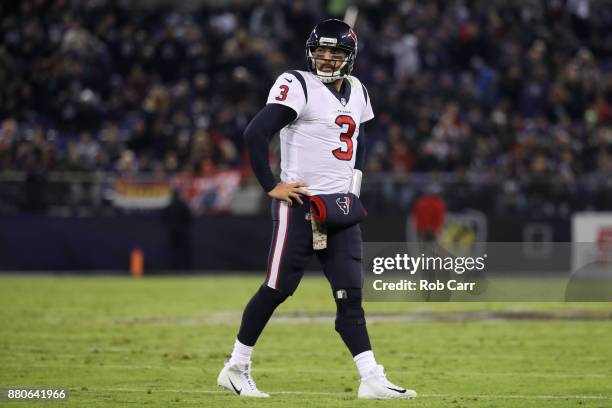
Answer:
[{"left": 0, "top": 0, "right": 611, "bottom": 215}]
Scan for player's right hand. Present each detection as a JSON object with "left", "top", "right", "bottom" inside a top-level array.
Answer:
[{"left": 267, "top": 182, "right": 310, "bottom": 206}]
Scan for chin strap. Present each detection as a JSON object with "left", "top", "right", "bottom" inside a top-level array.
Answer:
[
  {"left": 315, "top": 63, "right": 346, "bottom": 83},
  {"left": 316, "top": 72, "right": 344, "bottom": 83}
]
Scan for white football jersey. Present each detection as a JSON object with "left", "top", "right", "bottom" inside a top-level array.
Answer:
[{"left": 266, "top": 70, "right": 374, "bottom": 195}]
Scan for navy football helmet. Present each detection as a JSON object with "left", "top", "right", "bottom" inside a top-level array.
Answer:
[{"left": 306, "top": 19, "right": 358, "bottom": 83}]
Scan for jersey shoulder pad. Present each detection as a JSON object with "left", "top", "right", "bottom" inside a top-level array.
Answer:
[
  {"left": 283, "top": 70, "right": 308, "bottom": 103},
  {"left": 347, "top": 75, "right": 369, "bottom": 105}
]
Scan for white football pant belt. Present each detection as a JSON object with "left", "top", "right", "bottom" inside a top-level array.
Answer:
[{"left": 349, "top": 169, "right": 362, "bottom": 197}]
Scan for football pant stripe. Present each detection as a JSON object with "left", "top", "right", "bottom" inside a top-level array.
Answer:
[
  {"left": 267, "top": 201, "right": 290, "bottom": 289},
  {"left": 265, "top": 200, "right": 280, "bottom": 285}
]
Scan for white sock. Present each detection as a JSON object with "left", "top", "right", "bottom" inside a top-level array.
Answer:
[
  {"left": 228, "top": 339, "right": 253, "bottom": 367},
  {"left": 354, "top": 350, "right": 378, "bottom": 379}
]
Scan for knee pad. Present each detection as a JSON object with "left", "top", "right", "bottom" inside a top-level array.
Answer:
[
  {"left": 334, "top": 288, "right": 366, "bottom": 332},
  {"left": 259, "top": 284, "right": 289, "bottom": 307}
]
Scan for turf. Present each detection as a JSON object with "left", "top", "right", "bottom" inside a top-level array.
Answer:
[{"left": 0, "top": 275, "right": 611, "bottom": 407}]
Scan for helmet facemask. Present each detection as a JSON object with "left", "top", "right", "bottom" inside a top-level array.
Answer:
[{"left": 306, "top": 47, "right": 354, "bottom": 83}]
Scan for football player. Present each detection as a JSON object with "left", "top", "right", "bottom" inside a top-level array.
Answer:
[{"left": 217, "top": 19, "right": 417, "bottom": 400}]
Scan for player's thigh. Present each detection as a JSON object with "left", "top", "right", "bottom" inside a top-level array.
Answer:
[
  {"left": 318, "top": 224, "right": 363, "bottom": 290},
  {"left": 265, "top": 199, "right": 313, "bottom": 295}
]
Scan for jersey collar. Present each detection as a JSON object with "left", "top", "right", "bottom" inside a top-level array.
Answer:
[{"left": 324, "top": 78, "right": 351, "bottom": 106}]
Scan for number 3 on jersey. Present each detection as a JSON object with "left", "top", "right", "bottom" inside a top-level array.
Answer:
[
  {"left": 332, "top": 115, "right": 356, "bottom": 161},
  {"left": 275, "top": 85, "right": 289, "bottom": 101}
]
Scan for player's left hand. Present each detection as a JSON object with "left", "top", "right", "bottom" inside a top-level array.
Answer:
[{"left": 267, "top": 181, "right": 310, "bottom": 206}]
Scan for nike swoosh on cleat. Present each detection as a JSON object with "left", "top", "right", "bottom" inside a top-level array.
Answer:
[
  {"left": 386, "top": 387, "right": 406, "bottom": 393},
  {"left": 284, "top": 77, "right": 293, "bottom": 83},
  {"left": 228, "top": 376, "right": 241, "bottom": 395}
]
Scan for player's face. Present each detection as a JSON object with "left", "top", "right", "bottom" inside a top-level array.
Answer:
[{"left": 312, "top": 47, "right": 347, "bottom": 73}]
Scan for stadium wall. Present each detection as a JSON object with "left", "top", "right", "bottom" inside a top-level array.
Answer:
[{"left": 0, "top": 215, "right": 570, "bottom": 272}]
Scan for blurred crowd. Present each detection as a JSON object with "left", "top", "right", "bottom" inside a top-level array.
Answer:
[{"left": 1, "top": 0, "right": 611, "bottom": 213}]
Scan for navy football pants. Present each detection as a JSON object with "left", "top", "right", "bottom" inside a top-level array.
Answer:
[{"left": 265, "top": 199, "right": 363, "bottom": 294}]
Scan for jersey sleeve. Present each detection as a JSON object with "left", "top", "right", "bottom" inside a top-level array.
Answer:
[
  {"left": 266, "top": 72, "right": 307, "bottom": 117},
  {"left": 360, "top": 83, "right": 375, "bottom": 123}
]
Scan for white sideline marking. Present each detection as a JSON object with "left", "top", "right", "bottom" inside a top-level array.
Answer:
[{"left": 85, "top": 387, "right": 610, "bottom": 400}]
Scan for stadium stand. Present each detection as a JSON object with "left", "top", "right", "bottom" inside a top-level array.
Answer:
[{"left": 0, "top": 0, "right": 611, "bottom": 215}]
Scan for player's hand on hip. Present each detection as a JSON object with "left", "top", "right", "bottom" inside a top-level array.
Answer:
[{"left": 267, "top": 182, "right": 310, "bottom": 206}]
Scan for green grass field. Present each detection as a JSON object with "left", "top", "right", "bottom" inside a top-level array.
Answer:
[{"left": 1, "top": 275, "right": 611, "bottom": 407}]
